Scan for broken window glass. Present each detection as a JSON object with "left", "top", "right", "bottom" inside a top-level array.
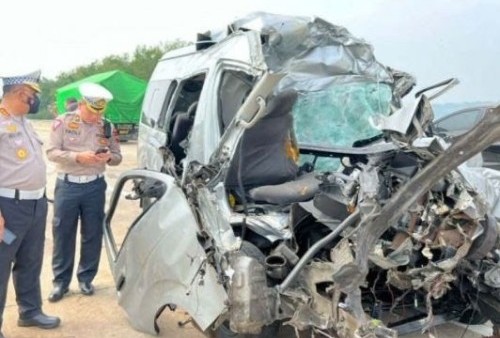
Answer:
[{"left": 293, "top": 81, "right": 392, "bottom": 171}]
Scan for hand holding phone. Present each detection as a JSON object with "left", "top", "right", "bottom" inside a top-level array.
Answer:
[
  {"left": 95, "top": 148, "right": 109, "bottom": 155},
  {"left": 1, "top": 228, "right": 17, "bottom": 245}
]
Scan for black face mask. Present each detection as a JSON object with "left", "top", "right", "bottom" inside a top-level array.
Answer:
[{"left": 27, "top": 96, "right": 41, "bottom": 114}]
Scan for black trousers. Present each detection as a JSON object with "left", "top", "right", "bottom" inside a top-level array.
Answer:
[
  {"left": 0, "top": 196, "right": 47, "bottom": 330},
  {"left": 51, "top": 177, "right": 106, "bottom": 288}
]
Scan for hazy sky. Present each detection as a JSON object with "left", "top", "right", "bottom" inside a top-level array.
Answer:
[{"left": 1, "top": 0, "right": 498, "bottom": 103}]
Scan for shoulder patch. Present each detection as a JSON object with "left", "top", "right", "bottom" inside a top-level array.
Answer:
[
  {"left": 52, "top": 119, "right": 62, "bottom": 131},
  {"left": 68, "top": 121, "right": 80, "bottom": 130}
]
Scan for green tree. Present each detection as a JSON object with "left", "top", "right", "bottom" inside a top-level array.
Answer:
[{"left": 31, "top": 40, "right": 190, "bottom": 120}]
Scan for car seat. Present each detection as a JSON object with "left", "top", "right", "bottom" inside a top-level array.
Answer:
[
  {"left": 169, "top": 101, "right": 198, "bottom": 162},
  {"left": 225, "top": 91, "right": 320, "bottom": 205}
]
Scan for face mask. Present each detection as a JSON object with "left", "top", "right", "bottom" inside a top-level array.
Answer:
[{"left": 27, "top": 95, "right": 41, "bottom": 114}]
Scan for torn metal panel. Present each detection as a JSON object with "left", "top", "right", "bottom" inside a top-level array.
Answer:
[
  {"left": 228, "top": 256, "right": 276, "bottom": 334},
  {"left": 467, "top": 214, "right": 499, "bottom": 260},
  {"left": 330, "top": 239, "right": 355, "bottom": 272},
  {"left": 369, "top": 237, "right": 413, "bottom": 269},
  {"left": 346, "top": 105, "right": 500, "bottom": 324},
  {"left": 336, "top": 307, "right": 398, "bottom": 338},
  {"left": 104, "top": 171, "right": 227, "bottom": 334},
  {"left": 228, "top": 13, "right": 398, "bottom": 90},
  {"left": 485, "top": 265, "right": 500, "bottom": 288},
  {"left": 299, "top": 200, "right": 344, "bottom": 230},
  {"left": 196, "top": 186, "right": 241, "bottom": 253},
  {"left": 287, "top": 261, "right": 337, "bottom": 330},
  {"left": 460, "top": 166, "right": 500, "bottom": 219},
  {"left": 230, "top": 213, "right": 292, "bottom": 242}
]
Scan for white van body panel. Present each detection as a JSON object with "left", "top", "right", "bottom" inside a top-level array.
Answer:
[{"left": 139, "top": 31, "right": 267, "bottom": 170}]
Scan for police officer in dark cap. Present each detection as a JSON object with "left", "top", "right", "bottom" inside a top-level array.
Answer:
[{"left": 0, "top": 70, "right": 61, "bottom": 337}]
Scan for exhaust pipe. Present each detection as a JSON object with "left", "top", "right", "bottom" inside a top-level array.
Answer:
[{"left": 265, "top": 255, "right": 288, "bottom": 280}]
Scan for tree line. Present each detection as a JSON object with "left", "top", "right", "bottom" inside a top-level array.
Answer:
[{"left": 33, "top": 40, "right": 189, "bottom": 119}]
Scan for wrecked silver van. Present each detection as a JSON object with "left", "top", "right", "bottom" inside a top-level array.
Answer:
[{"left": 103, "top": 12, "right": 500, "bottom": 337}]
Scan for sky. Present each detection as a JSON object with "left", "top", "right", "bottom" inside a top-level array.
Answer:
[{"left": 0, "top": 0, "right": 499, "bottom": 103}]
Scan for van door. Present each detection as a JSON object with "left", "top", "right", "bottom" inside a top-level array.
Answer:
[
  {"left": 138, "top": 80, "right": 177, "bottom": 171},
  {"left": 139, "top": 73, "right": 207, "bottom": 172},
  {"left": 103, "top": 169, "right": 227, "bottom": 335},
  {"left": 164, "top": 73, "right": 206, "bottom": 166}
]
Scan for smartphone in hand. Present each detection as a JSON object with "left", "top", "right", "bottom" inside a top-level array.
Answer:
[
  {"left": 95, "top": 148, "right": 109, "bottom": 155},
  {"left": 1, "top": 228, "right": 17, "bottom": 245}
]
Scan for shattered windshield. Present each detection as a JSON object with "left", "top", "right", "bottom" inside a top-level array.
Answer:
[{"left": 293, "top": 81, "right": 392, "bottom": 149}]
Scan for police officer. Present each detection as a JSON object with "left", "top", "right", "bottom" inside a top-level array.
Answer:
[
  {"left": 0, "top": 70, "right": 61, "bottom": 337},
  {"left": 47, "top": 82, "right": 122, "bottom": 302}
]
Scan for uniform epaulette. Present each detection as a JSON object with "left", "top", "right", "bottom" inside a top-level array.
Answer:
[{"left": 0, "top": 107, "right": 10, "bottom": 118}]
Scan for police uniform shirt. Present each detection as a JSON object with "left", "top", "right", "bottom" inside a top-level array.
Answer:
[
  {"left": 46, "top": 111, "right": 122, "bottom": 175},
  {"left": 0, "top": 107, "right": 47, "bottom": 190}
]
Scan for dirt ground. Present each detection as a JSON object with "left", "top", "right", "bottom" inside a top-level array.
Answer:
[{"left": 2, "top": 120, "right": 493, "bottom": 338}]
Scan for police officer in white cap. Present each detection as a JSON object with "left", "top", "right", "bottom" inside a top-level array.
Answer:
[
  {"left": 47, "top": 82, "right": 122, "bottom": 302},
  {"left": 0, "top": 70, "right": 61, "bottom": 337}
]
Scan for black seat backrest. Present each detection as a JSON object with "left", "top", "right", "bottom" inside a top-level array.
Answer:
[
  {"left": 170, "top": 112, "right": 193, "bottom": 163},
  {"left": 169, "top": 101, "right": 198, "bottom": 163},
  {"left": 225, "top": 90, "right": 299, "bottom": 190}
]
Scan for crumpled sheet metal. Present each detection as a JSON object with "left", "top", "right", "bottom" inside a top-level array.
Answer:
[
  {"left": 330, "top": 239, "right": 355, "bottom": 272},
  {"left": 369, "top": 237, "right": 413, "bottom": 269},
  {"left": 459, "top": 166, "right": 500, "bottom": 220},
  {"left": 347, "top": 104, "right": 500, "bottom": 322},
  {"left": 197, "top": 187, "right": 241, "bottom": 253},
  {"left": 388, "top": 236, "right": 470, "bottom": 291},
  {"left": 112, "top": 173, "right": 228, "bottom": 334},
  {"left": 214, "top": 12, "right": 415, "bottom": 96},
  {"left": 387, "top": 268, "right": 456, "bottom": 301},
  {"left": 446, "top": 179, "right": 486, "bottom": 220},
  {"left": 282, "top": 261, "right": 336, "bottom": 331},
  {"left": 336, "top": 307, "right": 397, "bottom": 338},
  {"left": 230, "top": 212, "right": 292, "bottom": 242},
  {"left": 485, "top": 265, "right": 500, "bottom": 288}
]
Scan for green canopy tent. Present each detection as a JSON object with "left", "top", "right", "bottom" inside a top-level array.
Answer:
[{"left": 55, "top": 70, "right": 147, "bottom": 140}]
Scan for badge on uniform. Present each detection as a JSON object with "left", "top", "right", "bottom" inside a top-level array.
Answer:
[
  {"left": 16, "top": 147, "right": 28, "bottom": 160},
  {"left": 68, "top": 121, "right": 80, "bottom": 130},
  {"left": 6, "top": 124, "right": 17, "bottom": 133}
]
